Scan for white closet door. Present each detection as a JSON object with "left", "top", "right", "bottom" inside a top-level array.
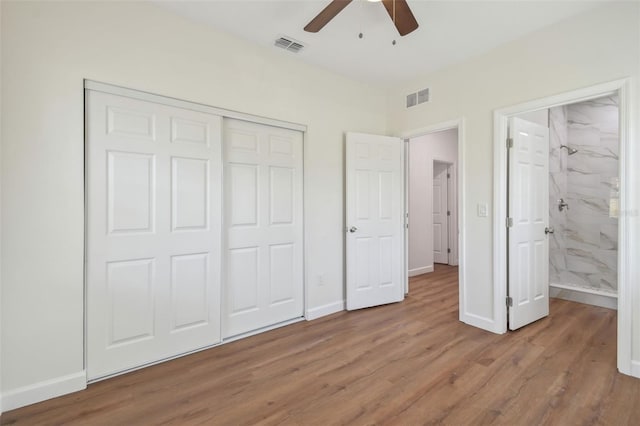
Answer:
[
  {"left": 223, "top": 119, "right": 304, "bottom": 338},
  {"left": 86, "top": 90, "right": 222, "bottom": 380}
]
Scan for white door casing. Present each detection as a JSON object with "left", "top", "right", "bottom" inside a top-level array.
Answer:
[
  {"left": 433, "top": 162, "right": 449, "bottom": 264},
  {"left": 346, "top": 132, "right": 405, "bottom": 310},
  {"left": 86, "top": 90, "right": 222, "bottom": 380},
  {"left": 508, "top": 117, "right": 550, "bottom": 330},
  {"left": 223, "top": 119, "right": 304, "bottom": 338}
]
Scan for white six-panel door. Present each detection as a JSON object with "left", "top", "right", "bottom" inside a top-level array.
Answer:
[
  {"left": 508, "top": 117, "right": 550, "bottom": 330},
  {"left": 433, "top": 162, "right": 449, "bottom": 264},
  {"left": 346, "top": 132, "right": 404, "bottom": 310},
  {"left": 223, "top": 119, "right": 304, "bottom": 338},
  {"left": 86, "top": 91, "right": 222, "bottom": 379}
]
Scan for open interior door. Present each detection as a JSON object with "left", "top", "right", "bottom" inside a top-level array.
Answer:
[
  {"left": 508, "top": 117, "right": 550, "bottom": 330},
  {"left": 346, "top": 132, "right": 405, "bottom": 310}
]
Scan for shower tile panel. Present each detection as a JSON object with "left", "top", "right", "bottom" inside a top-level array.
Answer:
[
  {"left": 600, "top": 224, "right": 618, "bottom": 249},
  {"left": 558, "top": 270, "right": 590, "bottom": 287},
  {"left": 569, "top": 197, "right": 610, "bottom": 217},
  {"left": 565, "top": 254, "right": 600, "bottom": 274},
  {"left": 564, "top": 223, "right": 600, "bottom": 249},
  {"left": 566, "top": 186, "right": 608, "bottom": 201},
  {"left": 548, "top": 95, "right": 618, "bottom": 293},
  {"left": 566, "top": 127, "right": 600, "bottom": 146},
  {"left": 565, "top": 167, "right": 600, "bottom": 181},
  {"left": 595, "top": 249, "right": 618, "bottom": 271},
  {"left": 548, "top": 106, "right": 568, "bottom": 286},
  {"left": 600, "top": 137, "right": 619, "bottom": 152},
  {"left": 549, "top": 248, "right": 566, "bottom": 269},
  {"left": 569, "top": 96, "right": 619, "bottom": 133}
]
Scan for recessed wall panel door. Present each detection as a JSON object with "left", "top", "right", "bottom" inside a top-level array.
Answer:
[
  {"left": 223, "top": 119, "right": 304, "bottom": 338},
  {"left": 86, "top": 90, "right": 222, "bottom": 380}
]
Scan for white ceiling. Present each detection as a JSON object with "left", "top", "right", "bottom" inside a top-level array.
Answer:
[{"left": 155, "top": 0, "right": 608, "bottom": 88}]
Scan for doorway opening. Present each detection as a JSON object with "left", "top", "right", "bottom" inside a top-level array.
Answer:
[
  {"left": 404, "top": 121, "right": 463, "bottom": 310},
  {"left": 514, "top": 95, "right": 619, "bottom": 313},
  {"left": 494, "top": 80, "right": 638, "bottom": 374}
]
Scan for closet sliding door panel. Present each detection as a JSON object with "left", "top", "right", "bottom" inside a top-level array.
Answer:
[
  {"left": 86, "top": 90, "right": 222, "bottom": 380},
  {"left": 223, "top": 119, "right": 304, "bottom": 338}
]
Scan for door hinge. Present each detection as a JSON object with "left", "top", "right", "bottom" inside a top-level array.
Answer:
[
  {"left": 447, "top": 248, "right": 451, "bottom": 254},
  {"left": 507, "top": 138, "right": 514, "bottom": 148},
  {"left": 447, "top": 173, "right": 451, "bottom": 178},
  {"left": 447, "top": 210, "right": 451, "bottom": 216},
  {"left": 506, "top": 217, "right": 513, "bottom": 228},
  {"left": 506, "top": 296, "right": 513, "bottom": 307}
]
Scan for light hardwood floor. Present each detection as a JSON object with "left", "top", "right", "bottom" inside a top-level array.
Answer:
[{"left": 4, "top": 265, "right": 640, "bottom": 425}]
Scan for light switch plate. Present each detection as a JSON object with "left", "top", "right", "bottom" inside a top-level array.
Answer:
[{"left": 477, "top": 203, "right": 488, "bottom": 217}]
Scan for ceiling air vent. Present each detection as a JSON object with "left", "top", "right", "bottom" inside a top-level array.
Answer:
[
  {"left": 406, "top": 87, "right": 431, "bottom": 108},
  {"left": 274, "top": 36, "right": 305, "bottom": 53}
]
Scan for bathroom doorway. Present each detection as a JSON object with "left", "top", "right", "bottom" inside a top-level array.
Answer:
[
  {"left": 493, "top": 79, "right": 634, "bottom": 376},
  {"left": 515, "top": 95, "right": 620, "bottom": 311}
]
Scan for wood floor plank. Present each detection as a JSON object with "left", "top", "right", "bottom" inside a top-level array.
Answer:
[{"left": 4, "top": 265, "right": 639, "bottom": 425}]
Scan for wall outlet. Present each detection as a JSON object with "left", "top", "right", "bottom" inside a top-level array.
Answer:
[
  {"left": 317, "top": 274, "right": 325, "bottom": 286},
  {"left": 477, "top": 203, "right": 488, "bottom": 217}
]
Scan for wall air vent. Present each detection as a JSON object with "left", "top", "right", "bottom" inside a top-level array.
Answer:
[
  {"left": 406, "top": 87, "right": 431, "bottom": 108},
  {"left": 274, "top": 36, "right": 305, "bottom": 53},
  {"left": 406, "top": 93, "right": 417, "bottom": 108},
  {"left": 417, "top": 88, "right": 430, "bottom": 104}
]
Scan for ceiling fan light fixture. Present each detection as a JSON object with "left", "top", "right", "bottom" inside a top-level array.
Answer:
[{"left": 304, "top": 0, "right": 418, "bottom": 36}]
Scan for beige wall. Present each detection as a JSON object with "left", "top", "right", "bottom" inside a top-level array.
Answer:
[
  {"left": 387, "top": 2, "right": 640, "bottom": 358},
  {"left": 0, "top": 0, "right": 388, "bottom": 405}
]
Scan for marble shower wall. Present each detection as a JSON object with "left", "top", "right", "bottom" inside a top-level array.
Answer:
[
  {"left": 549, "top": 106, "right": 568, "bottom": 286},
  {"left": 548, "top": 95, "right": 619, "bottom": 293}
]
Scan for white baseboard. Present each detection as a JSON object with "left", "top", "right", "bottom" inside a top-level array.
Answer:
[
  {"left": 550, "top": 285, "right": 617, "bottom": 310},
  {"left": 631, "top": 361, "right": 640, "bottom": 379},
  {"left": 306, "top": 300, "right": 345, "bottom": 320},
  {"left": 2, "top": 371, "right": 86, "bottom": 412},
  {"left": 408, "top": 265, "right": 434, "bottom": 277}
]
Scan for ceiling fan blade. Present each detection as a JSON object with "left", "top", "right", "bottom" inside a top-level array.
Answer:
[
  {"left": 381, "top": 0, "right": 419, "bottom": 36},
  {"left": 304, "top": 0, "right": 353, "bottom": 33}
]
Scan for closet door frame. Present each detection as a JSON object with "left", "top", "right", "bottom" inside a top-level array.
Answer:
[{"left": 84, "top": 80, "right": 308, "bottom": 379}]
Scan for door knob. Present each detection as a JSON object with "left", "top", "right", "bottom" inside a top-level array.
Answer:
[
  {"left": 545, "top": 227, "right": 554, "bottom": 235},
  {"left": 349, "top": 226, "right": 358, "bottom": 233}
]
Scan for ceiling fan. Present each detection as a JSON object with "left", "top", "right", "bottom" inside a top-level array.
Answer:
[{"left": 304, "top": 0, "right": 419, "bottom": 37}]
